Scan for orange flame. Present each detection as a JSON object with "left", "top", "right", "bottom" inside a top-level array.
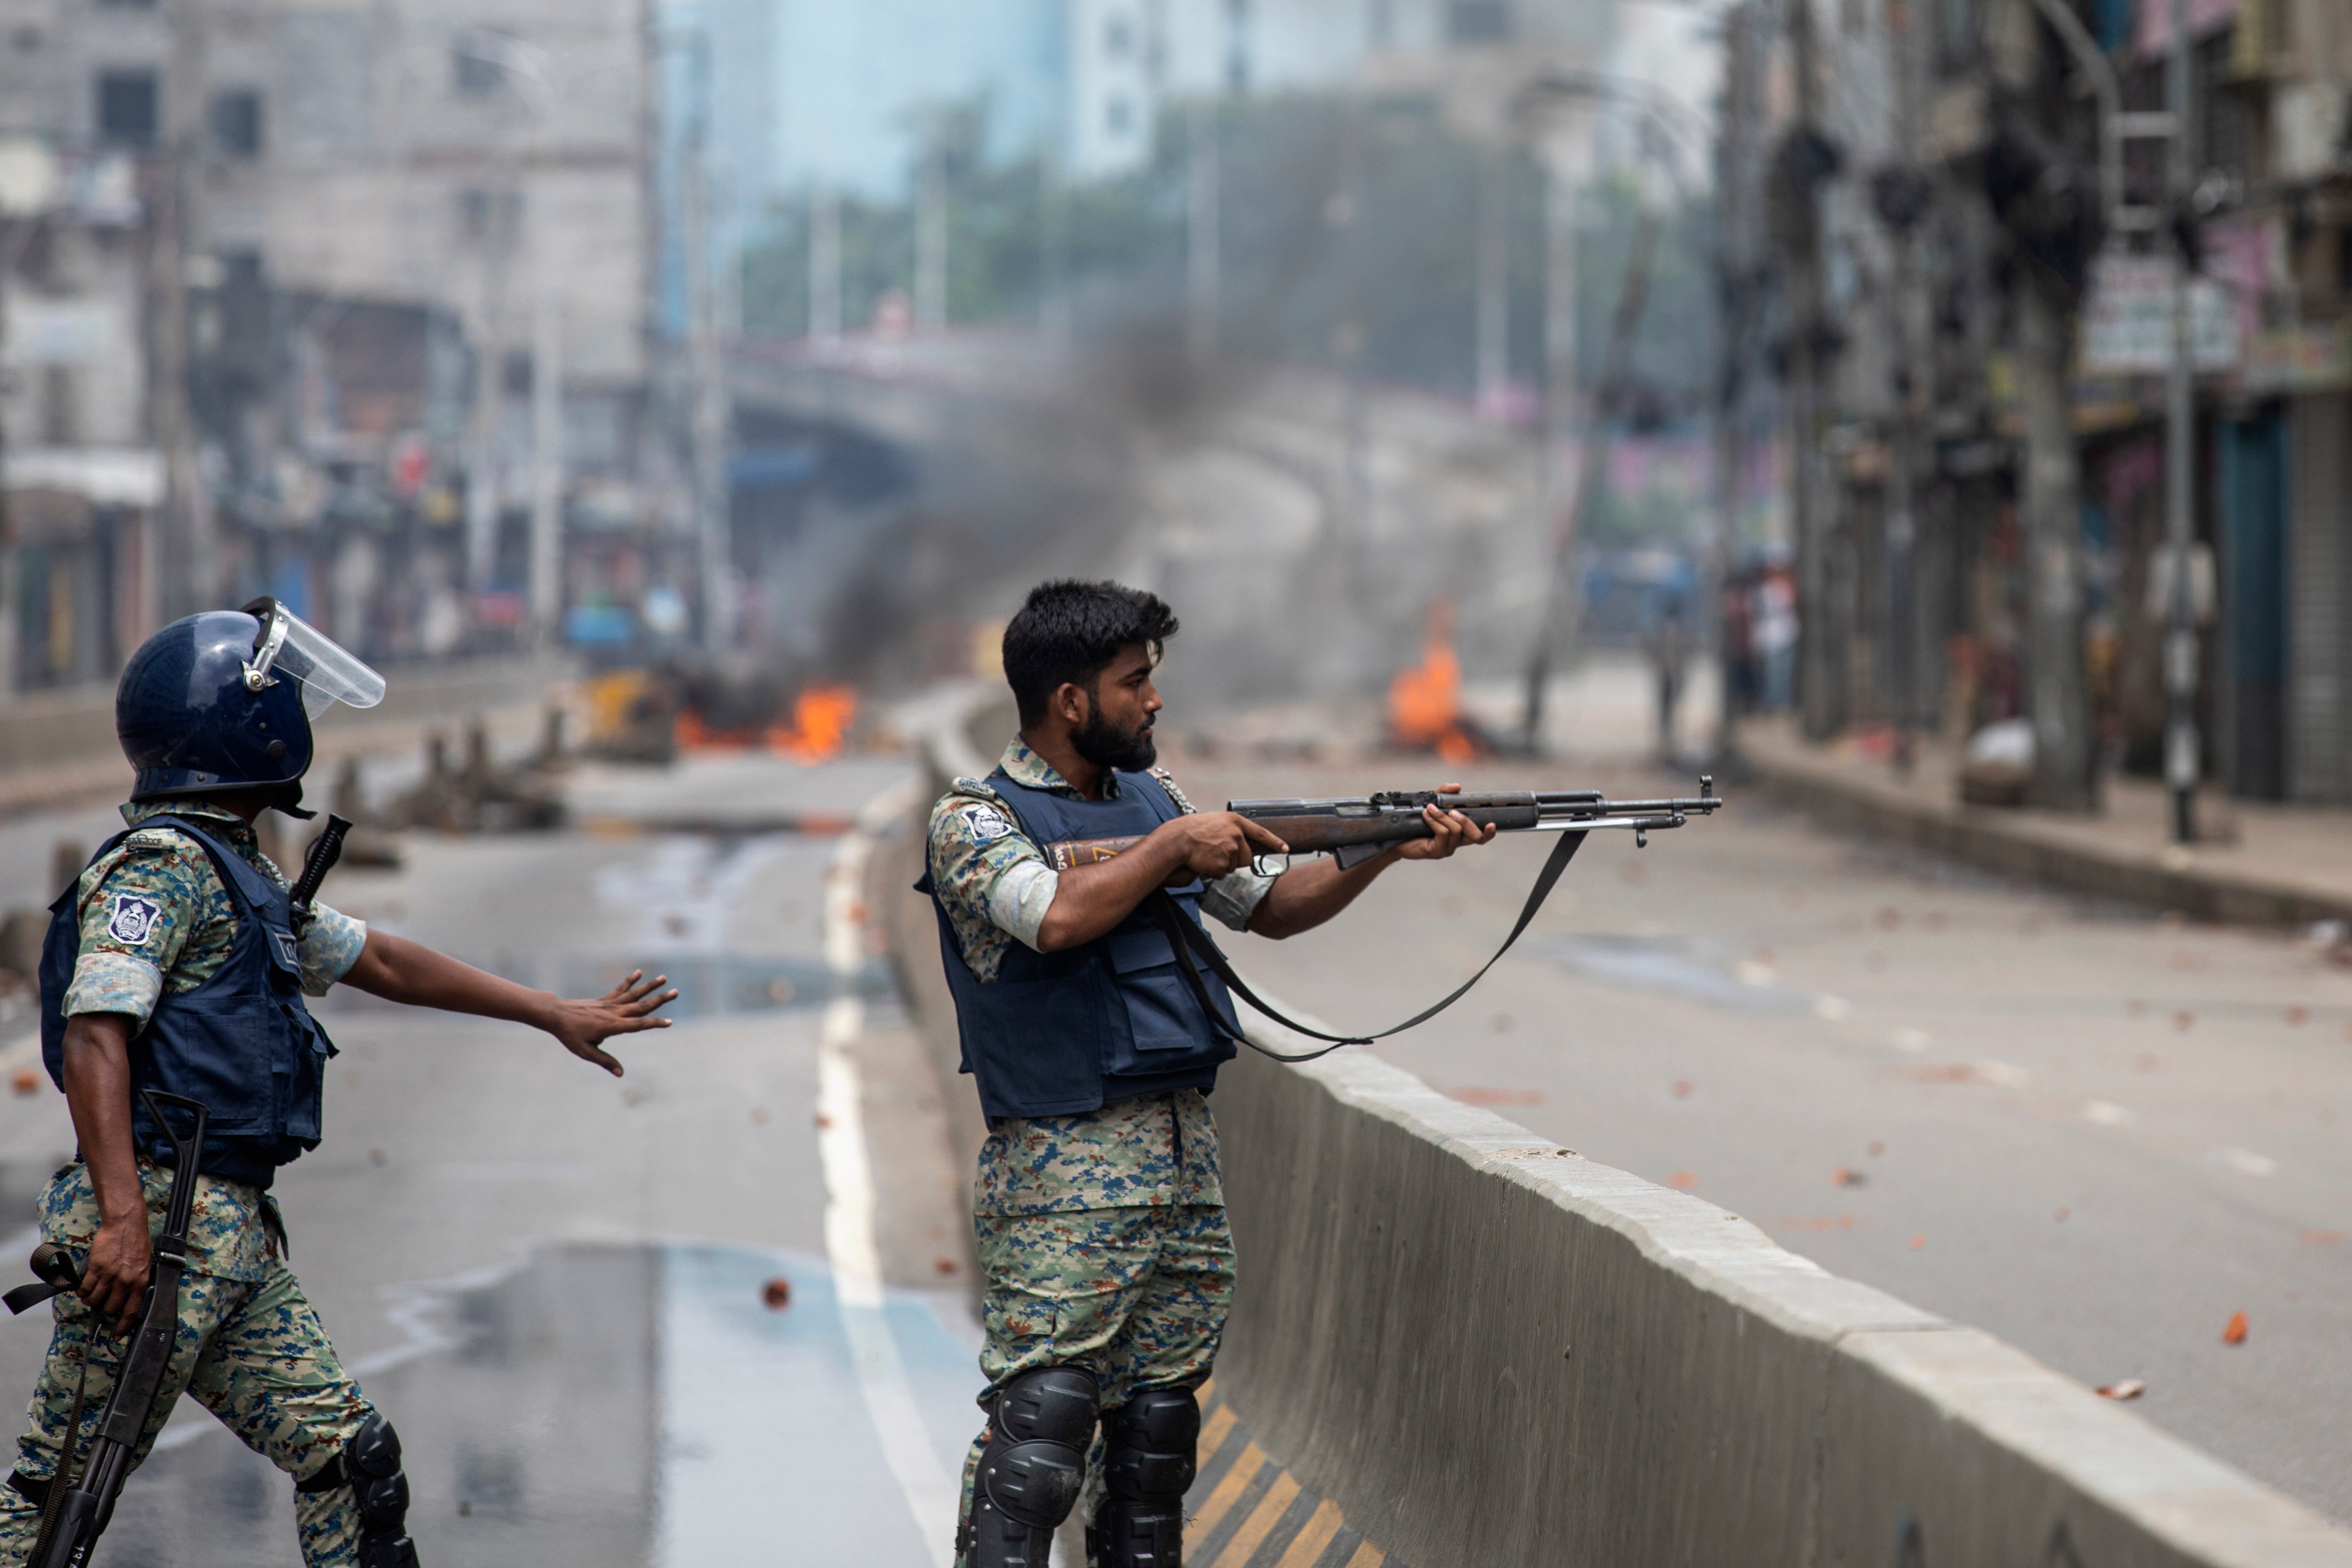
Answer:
[
  {"left": 768, "top": 686, "right": 858, "bottom": 761},
  {"left": 1388, "top": 600, "right": 1484, "bottom": 762}
]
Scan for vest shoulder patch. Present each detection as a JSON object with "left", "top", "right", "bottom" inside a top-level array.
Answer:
[
  {"left": 122, "top": 828, "right": 191, "bottom": 853},
  {"left": 959, "top": 803, "right": 1017, "bottom": 843},
  {"left": 106, "top": 893, "right": 166, "bottom": 945}
]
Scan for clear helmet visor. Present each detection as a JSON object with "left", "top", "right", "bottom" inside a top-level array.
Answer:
[{"left": 241, "top": 599, "right": 387, "bottom": 719}]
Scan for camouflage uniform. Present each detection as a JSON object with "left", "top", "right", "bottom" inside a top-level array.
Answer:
[
  {"left": 0, "top": 799, "right": 377, "bottom": 1567},
  {"left": 929, "top": 743, "right": 1265, "bottom": 1560}
]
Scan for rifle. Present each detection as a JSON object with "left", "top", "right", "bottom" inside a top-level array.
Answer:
[
  {"left": 1046, "top": 778, "right": 1723, "bottom": 871},
  {"left": 1045, "top": 778, "right": 1724, "bottom": 1062},
  {"left": 288, "top": 814, "right": 354, "bottom": 936},
  {"left": 4, "top": 1091, "right": 210, "bottom": 1568}
]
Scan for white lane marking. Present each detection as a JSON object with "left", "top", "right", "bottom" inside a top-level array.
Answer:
[
  {"left": 1733, "top": 960, "right": 1775, "bottom": 988},
  {"left": 2208, "top": 1146, "right": 2279, "bottom": 1178},
  {"left": 818, "top": 799, "right": 957, "bottom": 1568},
  {"left": 1976, "top": 1061, "right": 2030, "bottom": 1089},
  {"left": 1813, "top": 994, "right": 1852, "bottom": 1021},
  {"left": 1888, "top": 1027, "right": 1931, "bottom": 1053},
  {"left": 2083, "top": 1100, "right": 2137, "bottom": 1127}
]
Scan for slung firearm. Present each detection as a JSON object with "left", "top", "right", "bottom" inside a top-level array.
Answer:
[{"left": 1047, "top": 777, "right": 1723, "bottom": 872}]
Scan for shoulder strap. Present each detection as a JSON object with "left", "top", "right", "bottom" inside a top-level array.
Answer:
[{"left": 1145, "top": 828, "right": 1591, "bottom": 1064}]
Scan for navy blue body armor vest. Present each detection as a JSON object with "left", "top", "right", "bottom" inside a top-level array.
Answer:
[
  {"left": 921, "top": 769, "right": 1240, "bottom": 1121},
  {"left": 39, "top": 816, "right": 337, "bottom": 1188}
]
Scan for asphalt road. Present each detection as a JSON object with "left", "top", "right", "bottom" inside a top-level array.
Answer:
[
  {"left": 1170, "top": 744, "right": 2352, "bottom": 1526},
  {"left": 0, "top": 724, "right": 2342, "bottom": 1551},
  {"left": 0, "top": 752, "right": 978, "bottom": 1567}
]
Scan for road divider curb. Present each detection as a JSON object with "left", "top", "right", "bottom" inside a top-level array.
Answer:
[{"left": 1214, "top": 1014, "right": 2352, "bottom": 1568}]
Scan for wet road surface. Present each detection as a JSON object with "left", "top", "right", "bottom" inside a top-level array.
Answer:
[
  {"left": 1175, "top": 746, "right": 2352, "bottom": 1525},
  {"left": 0, "top": 752, "right": 981, "bottom": 1565}
]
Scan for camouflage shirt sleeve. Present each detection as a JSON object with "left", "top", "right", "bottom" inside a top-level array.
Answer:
[
  {"left": 1149, "top": 768, "right": 1274, "bottom": 932},
  {"left": 927, "top": 782, "right": 1056, "bottom": 983},
  {"left": 59, "top": 833, "right": 210, "bottom": 1022},
  {"left": 299, "top": 903, "right": 368, "bottom": 996}
]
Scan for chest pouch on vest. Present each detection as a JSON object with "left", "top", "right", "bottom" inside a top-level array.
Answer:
[{"left": 1098, "top": 894, "right": 1238, "bottom": 1079}]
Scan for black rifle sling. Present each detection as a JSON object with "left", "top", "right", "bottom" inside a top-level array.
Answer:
[{"left": 1146, "top": 828, "right": 1590, "bottom": 1063}]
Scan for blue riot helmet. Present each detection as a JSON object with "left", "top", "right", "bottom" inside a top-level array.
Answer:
[{"left": 117, "top": 597, "right": 387, "bottom": 809}]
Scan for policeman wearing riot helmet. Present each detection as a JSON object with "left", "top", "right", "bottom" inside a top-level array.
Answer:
[
  {"left": 0, "top": 601, "right": 675, "bottom": 1567},
  {"left": 925, "top": 581, "right": 1495, "bottom": 1568}
]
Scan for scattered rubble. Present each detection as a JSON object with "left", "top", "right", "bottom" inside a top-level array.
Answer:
[{"left": 387, "top": 713, "right": 567, "bottom": 834}]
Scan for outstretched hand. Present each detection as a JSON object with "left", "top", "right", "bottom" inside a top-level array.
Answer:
[
  {"left": 541, "top": 970, "right": 677, "bottom": 1076},
  {"left": 1393, "top": 782, "right": 1499, "bottom": 862}
]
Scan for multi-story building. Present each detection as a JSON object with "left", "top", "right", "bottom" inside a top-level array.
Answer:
[
  {"left": 1741, "top": 0, "right": 2352, "bottom": 808},
  {"left": 0, "top": 0, "right": 672, "bottom": 688}
]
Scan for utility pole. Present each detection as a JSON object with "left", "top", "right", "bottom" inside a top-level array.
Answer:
[
  {"left": 1332, "top": 98, "right": 1369, "bottom": 560},
  {"left": 1475, "top": 140, "right": 1510, "bottom": 416},
  {"left": 1710, "top": 4, "right": 1762, "bottom": 768},
  {"left": 683, "top": 35, "right": 731, "bottom": 653},
  {"left": 915, "top": 128, "right": 947, "bottom": 335},
  {"left": 1519, "top": 134, "right": 1583, "bottom": 752},
  {"left": 1040, "top": 150, "right": 1069, "bottom": 345},
  {"left": 1523, "top": 203, "right": 1662, "bottom": 754},
  {"left": 158, "top": 0, "right": 209, "bottom": 623},
  {"left": 809, "top": 181, "right": 841, "bottom": 341},
  {"left": 528, "top": 206, "right": 564, "bottom": 643},
  {"left": 1780, "top": 0, "right": 1841, "bottom": 742},
  {"left": 2000, "top": 0, "right": 2094, "bottom": 811},
  {"left": 1878, "top": 0, "right": 1933, "bottom": 777},
  {"left": 2162, "top": 0, "right": 2198, "bottom": 841},
  {"left": 1187, "top": 97, "right": 1220, "bottom": 367}
]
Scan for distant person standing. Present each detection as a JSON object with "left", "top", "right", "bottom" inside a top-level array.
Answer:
[
  {"left": 921, "top": 580, "right": 1493, "bottom": 1567},
  {"left": 1755, "top": 563, "right": 1798, "bottom": 711},
  {"left": 1647, "top": 596, "right": 1690, "bottom": 761},
  {"left": 1721, "top": 568, "right": 1758, "bottom": 718}
]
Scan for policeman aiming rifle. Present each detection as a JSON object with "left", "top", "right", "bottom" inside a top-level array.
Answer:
[
  {"left": 0, "top": 600, "right": 676, "bottom": 1568},
  {"left": 924, "top": 581, "right": 1721, "bottom": 1568}
]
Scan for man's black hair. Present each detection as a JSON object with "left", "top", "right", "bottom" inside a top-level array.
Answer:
[{"left": 1002, "top": 580, "right": 1180, "bottom": 725}]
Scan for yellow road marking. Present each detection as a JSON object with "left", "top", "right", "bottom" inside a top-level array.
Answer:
[
  {"left": 1187, "top": 1441, "right": 1265, "bottom": 1542},
  {"left": 1343, "top": 1542, "right": 1386, "bottom": 1568},
  {"left": 1197, "top": 1404, "right": 1238, "bottom": 1464},
  {"left": 1215, "top": 1472, "right": 1301, "bottom": 1567},
  {"left": 1274, "top": 1497, "right": 1346, "bottom": 1568}
]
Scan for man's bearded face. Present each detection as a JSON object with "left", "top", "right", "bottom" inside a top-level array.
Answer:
[{"left": 1071, "top": 686, "right": 1157, "bottom": 773}]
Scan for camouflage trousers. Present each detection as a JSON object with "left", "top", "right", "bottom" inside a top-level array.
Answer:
[
  {"left": 955, "top": 1202, "right": 1236, "bottom": 1568},
  {"left": 0, "top": 1179, "right": 374, "bottom": 1565}
]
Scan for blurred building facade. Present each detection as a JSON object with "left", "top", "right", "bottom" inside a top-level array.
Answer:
[
  {"left": 1732, "top": 0, "right": 2352, "bottom": 804},
  {"left": 0, "top": 0, "right": 686, "bottom": 696}
]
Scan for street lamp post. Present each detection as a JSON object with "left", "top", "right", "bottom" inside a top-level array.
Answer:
[{"left": 2162, "top": 0, "right": 2199, "bottom": 842}]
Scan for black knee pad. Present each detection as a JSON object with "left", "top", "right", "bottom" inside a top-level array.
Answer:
[
  {"left": 299, "top": 1411, "right": 420, "bottom": 1568},
  {"left": 964, "top": 1365, "right": 1098, "bottom": 1568},
  {"left": 1093, "top": 1387, "right": 1198, "bottom": 1568},
  {"left": 1102, "top": 1387, "right": 1199, "bottom": 1501}
]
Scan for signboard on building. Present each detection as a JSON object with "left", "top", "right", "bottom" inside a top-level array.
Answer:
[{"left": 2080, "top": 253, "right": 2239, "bottom": 375}]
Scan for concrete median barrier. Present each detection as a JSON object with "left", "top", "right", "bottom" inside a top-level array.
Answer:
[{"left": 893, "top": 684, "right": 2352, "bottom": 1568}]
